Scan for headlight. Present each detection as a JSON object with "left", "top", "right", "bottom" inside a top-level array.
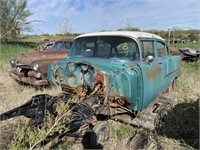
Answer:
[
  {"left": 35, "top": 72, "right": 42, "bottom": 78},
  {"left": 16, "top": 67, "right": 22, "bottom": 72},
  {"left": 33, "top": 64, "right": 39, "bottom": 71},
  {"left": 9, "top": 59, "right": 15, "bottom": 67}
]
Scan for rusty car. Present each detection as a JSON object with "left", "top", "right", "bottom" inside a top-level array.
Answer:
[
  {"left": 9, "top": 38, "right": 74, "bottom": 86},
  {"left": 1, "top": 31, "right": 181, "bottom": 148}
]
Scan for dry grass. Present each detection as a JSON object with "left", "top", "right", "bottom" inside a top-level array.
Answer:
[{"left": 0, "top": 64, "right": 60, "bottom": 149}]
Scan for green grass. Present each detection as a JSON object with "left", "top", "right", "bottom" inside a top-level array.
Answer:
[
  {"left": 169, "top": 43, "right": 200, "bottom": 50},
  {"left": 0, "top": 42, "right": 39, "bottom": 63},
  {"left": 21, "top": 34, "right": 75, "bottom": 43}
]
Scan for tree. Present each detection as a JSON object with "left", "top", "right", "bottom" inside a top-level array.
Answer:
[
  {"left": 170, "top": 27, "right": 183, "bottom": 44},
  {"left": 56, "top": 17, "right": 73, "bottom": 35},
  {"left": 122, "top": 17, "right": 141, "bottom": 31},
  {"left": 188, "top": 33, "right": 198, "bottom": 42},
  {"left": 0, "top": 0, "right": 33, "bottom": 40},
  {"left": 117, "top": 17, "right": 141, "bottom": 31}
]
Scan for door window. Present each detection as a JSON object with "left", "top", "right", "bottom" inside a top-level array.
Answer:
[
  {"left": 156, "top": 42, "right": 167, "bottom": 58},
  {"left": 140, "top": 41, "right": 155, "bottom": 60}
]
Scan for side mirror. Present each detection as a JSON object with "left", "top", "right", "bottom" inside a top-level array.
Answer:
[{"left": 146, "top": 55, "right": 154, "bottom": 64}]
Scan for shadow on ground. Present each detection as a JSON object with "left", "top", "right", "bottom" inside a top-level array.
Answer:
[{"left": 160, "top": 98, "right": 199, "bottom": 149}]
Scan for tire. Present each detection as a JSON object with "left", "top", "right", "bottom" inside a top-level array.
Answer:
[{"left": 90, "top": 121, "right": 110, "bottom": 149}]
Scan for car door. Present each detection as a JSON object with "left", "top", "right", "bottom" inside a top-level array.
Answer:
[
  {"left": 138, "top": 39, "right": 164, "bottom": 109},
  {"left": 154, "top": 40, "right": 172, "bottom": 91}
]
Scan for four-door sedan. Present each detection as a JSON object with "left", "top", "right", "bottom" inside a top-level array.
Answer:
[
  {"left": 9, "top": 38, "right": 74, "bottom": 86},
  {"left": 48, "top": 31, "right": 181, "bottom": 111}
]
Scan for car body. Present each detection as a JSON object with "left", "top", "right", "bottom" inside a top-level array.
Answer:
[
  {"left": 48, "top": 31, "right": 181, "bottom": 111},
  {"left": 9, "top": 38, "right": 74, "bottom": 86}
]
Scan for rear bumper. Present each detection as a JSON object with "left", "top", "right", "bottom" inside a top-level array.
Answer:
[{"left": 9, "top": 70, "right": 48, "bottom": 86}]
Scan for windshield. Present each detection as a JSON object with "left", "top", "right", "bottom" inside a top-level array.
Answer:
[
  {"left": 51, "top": 41, "right": 72, "bottom": 50},
  {"left": 70, "top": 36, "right": 140, "bottom": 61}
]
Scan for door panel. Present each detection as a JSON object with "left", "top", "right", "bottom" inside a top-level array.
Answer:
[{"left": 138, "top": 62, "right": 163, "bottom": 109}]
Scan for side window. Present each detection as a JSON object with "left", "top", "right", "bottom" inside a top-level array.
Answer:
[
  {"left": 140, "top": 41, "right": 155, "bottom": 60},
  {"left": 156, "top": 42, "right": 167, "bottom": 58}
]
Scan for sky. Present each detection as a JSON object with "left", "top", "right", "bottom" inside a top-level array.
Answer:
[{"left": 26, "top": 0, "right": 200, "bottom": 35}]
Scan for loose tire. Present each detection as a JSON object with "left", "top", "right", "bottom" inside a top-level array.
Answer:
[{"left": 90, "top": 121, "right": 110, "bottom": 149}]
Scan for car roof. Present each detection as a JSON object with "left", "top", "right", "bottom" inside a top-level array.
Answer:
[{"left": 76, "top": 31, "right": 164, "bottom": 40}]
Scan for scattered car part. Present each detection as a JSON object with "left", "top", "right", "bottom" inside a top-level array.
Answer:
[{"left": 179, "top": 48, "right": 200, "bottom": 62}]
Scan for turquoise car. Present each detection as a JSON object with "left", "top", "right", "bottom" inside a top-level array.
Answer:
[
  {"left": 48, "top": 31, "right": 181, "bottom": 111},
  {"left": 47, "top": 31, "right": 181, "bottom": 147}
]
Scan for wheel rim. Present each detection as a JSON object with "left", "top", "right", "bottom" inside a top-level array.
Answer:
[{"left": 98, "top": 126, "right": 109, "bottom": 145}]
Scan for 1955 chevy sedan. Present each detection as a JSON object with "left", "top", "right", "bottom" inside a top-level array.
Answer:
[
  {"left": 48, "top": 31, "right": 181, "bottom": 111},
  {"left": 9, "top": 38, "right": 74, "bottom": 86}
]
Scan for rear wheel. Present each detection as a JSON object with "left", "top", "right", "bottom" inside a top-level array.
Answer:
[{"left": 90, "top": 121, "right": 110, "bottom": 149}]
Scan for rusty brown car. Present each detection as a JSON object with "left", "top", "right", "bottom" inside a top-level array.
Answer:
[{"left": 9, "top": 38, "right": 74, "bottom": 86}]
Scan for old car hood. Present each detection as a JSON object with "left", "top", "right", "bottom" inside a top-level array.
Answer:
[
  {"left": 52, "top": 57, "right": 137, "bottom": 75},
  {"left": 15, "top": 50, "right": 69, "bottom": 65},
  {"left": 48, "top": 57, "right": 138, "bottom": 98}
]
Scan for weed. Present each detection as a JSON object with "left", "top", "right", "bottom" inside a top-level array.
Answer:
[{"left": 8, "top": 98, "right": 72, "bottom": 149}]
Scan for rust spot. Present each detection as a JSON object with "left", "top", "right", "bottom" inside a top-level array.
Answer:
[
  {"left": 146, "top": 65, "right": 162, "bottom": 80},
  {"left": 94, "top": 70, "right": 104, "bottom": 85}
]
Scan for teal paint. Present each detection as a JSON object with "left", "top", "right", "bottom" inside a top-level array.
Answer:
[{"left": 48, "top": 35, "right": 181, "bottom": 112}]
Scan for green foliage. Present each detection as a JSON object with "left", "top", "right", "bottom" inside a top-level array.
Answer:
[
  {"left": 142, "top": 29, "right": 200, "bottom": 42},
  {"left": 0, "top": 0, "right": 33, "bottom": 41},
  {"left": 109, "top": 121, "right": 134, "bottom": 140},
  {"left": 188, "top": 33, "right": 199, "bottom": 42},
  {"left": 117, "top": 27, "right": 141, "bottom": 31},
  {"left": 170, "top": 43, "right": 200, "bottom": 50},
  {"left": 0, "top": 41, "right": 38, "bottom": 63},
  {"left": 8, "top": 98, "right": 72, "bottom": 149}
]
